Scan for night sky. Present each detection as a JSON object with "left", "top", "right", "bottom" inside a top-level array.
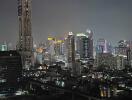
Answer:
[{"left": 0, "top": 0, "right": 132, "bottom": 46}]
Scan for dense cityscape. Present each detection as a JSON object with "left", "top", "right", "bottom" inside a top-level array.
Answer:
[{"left": 0, "top": 0, "right": 132, "bottom": 100}]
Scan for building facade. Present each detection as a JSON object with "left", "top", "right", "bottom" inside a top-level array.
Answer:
[
  {"left": 96, "top": 39, "right": 112, "bottom": 54},
  {"left": 96, "top": 53, "right": 117, "bottom": 70},
  {"left": 76, "top": 30, "right": 93, "bottom": 59},
  {"left": 66, "top": 32, "right": 76, "bottom": 76},
  {"left": 17, "top": 0, "right": 33, "bottom": 68},
  {"left": 0, "top": 51, "right": 22, "bottom": 89}
]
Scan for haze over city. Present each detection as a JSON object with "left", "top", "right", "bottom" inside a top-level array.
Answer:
[
  {"left": 0, "top": 0, "right": 132, "bottom": 46},
  {"left": 1, "top": 0, "right": 132, "bottom": 100}
]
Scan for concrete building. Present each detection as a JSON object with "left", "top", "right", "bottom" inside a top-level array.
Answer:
[
  {"left": 96, "top": 53, "right": 117, "bottom": 70},
  {"left": 66, "top": 32, "right": 76, "bottom": 76},
  {"left": 0, "top": 44, "right": 8, "bottom": 51},
  {"left": 116, "top": 55, "right": 126, "bottom": 70},
  {"left": 0, "top": 51, "right": 22, "bottom": 89},
  {"left": 96, "top": 39, "right": 112, "bottom": 54},
  {"left": 17, "top": 0, "right": 33, "bottom": 69},
  {"left": 114, "top": 40, "right": 132, "bottom": 68},
  {"left": 76, "top": 31, "right": 93, "bottom": 59}
]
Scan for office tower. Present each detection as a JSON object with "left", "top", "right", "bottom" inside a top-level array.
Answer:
[
  {"left": 96, "top": 39, "right": 107, "bottom": 53},
  {"left": 96, "top": 39, "right": 115, "bottom": 69},
  {"left": 76, "top": 30, "right": 93, "bottom": 59},
  {"left": 126, "top": 48, "right": 131, "bottom": 67},
  {"left": 115, "top": 40, "right": 128, "bottom": 56},
  {"left": 67, "top": 32, "right": 75, "bottom": 63},
  {"left": 0, "top": 51, "right": 22, "bottom": 89},
  {"left": 66, "top": 32, "right": 76, "bottom": 76},
  {"left": 47, "top": 37, "right": 55, "bottom": 56},
  {"left": 45, "top": 37, "right": 56, "bottom": 65},
  {"left": 54, "top": 40, "right": 64, "bottom": 56},
  {"left": 96, "top": 53, "right": 116, "bottom": 70},
  {"left": 86, "top": 29, "right": 93, "bottom": 58},
  {"left": 17, "top": 0, "right": 33, "bottom": 68},
  {"left": 125, "top": 41, "right": 132, "bottom": 63},
  {"left": 114, "top": 40, "right": 132, "bottom": 69},
  {"left": 0, "top": 44, "right": 8, "bottom": 51},
  {"left": 116, "top": 55, "right": 125, "bottom": 70},
  {"left": 118, "top": 40, "right": 127, "bottom": 47}
]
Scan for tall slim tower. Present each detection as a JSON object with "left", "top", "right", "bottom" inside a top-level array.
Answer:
[
  {"left": 66, "top": 32, "right": 76, "bottom": 76},
  {"left": 17, "top": 0, "right": 33, "bottom": 68}
]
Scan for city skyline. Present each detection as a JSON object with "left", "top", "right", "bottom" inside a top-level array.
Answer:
[
  {"left": 0, "top": 0, "right": 132, "bottom": 46},
  {"left": 0, "top": 1, "right": 132, "bottom": 99}
]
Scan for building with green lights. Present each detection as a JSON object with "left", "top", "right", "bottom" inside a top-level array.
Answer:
[{"left": 0, "top": 44, "right": 8, "bottom": 51}]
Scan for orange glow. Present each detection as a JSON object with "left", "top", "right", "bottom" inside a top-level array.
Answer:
[{"left": 36, "top": 48, "right": 43, "bottom": 53}]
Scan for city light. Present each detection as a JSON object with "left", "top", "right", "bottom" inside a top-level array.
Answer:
[
  {"left": 0, "top": 0, "right": 132, "bottom": 100},
  {"left": 48, "top": 37, "right": 54, "bottom": 40}
]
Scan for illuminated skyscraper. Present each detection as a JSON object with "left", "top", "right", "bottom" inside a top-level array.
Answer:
[
  {"left": 17, "top": 0, "right": 33, "bottom": 68},
  {"left": 96, "top": 39, "right": 112, "bottom": 54},
  {"left": 86, "top": 29, "right": 93, "bottom": 58},
  {"left": 54, "top": 40, "right": 64, "bottom": 56},
  {"left": 76, "top": 29, "right": 93, "bottom": 59},
  {"left": 66, "top": 32, "right": 75, "bottom": 63},
  {"left": 47, "top": 37, "right": 55, "bottom": 56},
  {"left": 114, "top": 40, "right": 132, "bottom": 69},
  {"left": 0, "top": 44, "right": 8, "bottom": 51},
  {"left": 66, "top": 32, "right": 76, "bottom": 76}
]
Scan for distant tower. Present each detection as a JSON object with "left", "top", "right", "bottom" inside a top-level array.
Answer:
[
  {"left": 96, "top": 39, "right": 111, "bottom": 54},
  {"left": 76, "top": 29, "right": 93, "bottom": 59},
  {"left": 17, "top": 0, "right": 33, "bottom": 68},
  {"left": 86, "top": 29, "right": 93, "bottom": 58},
  {"left": 66, "top": 32, "right": 76, "bottom": 76}
]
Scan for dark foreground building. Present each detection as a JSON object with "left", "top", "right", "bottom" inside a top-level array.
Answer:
[{"left": 0, "top": 51, "right": 22, "bottom": 90}]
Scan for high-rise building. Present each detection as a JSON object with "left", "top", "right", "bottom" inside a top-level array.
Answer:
[
  {"left": 86, "top": 29, "right": 93, "bottom": 58},
  {"left": 45, "top": 37, "right": 56, "bottom": 65},
  {"left": 54, "top": 40, "right": 64, "bottom": 56},
  {"left": 66, "top": 32, "right": 75, "bottom": 63},
  {"left": 0, "top": 44, "right": 8, "bottom": 51},
  {"left": 116, "top": 55, "right": 126, "bottom": 70},
  {"left": 96, "top": 39, "right": 112, "bottom": 54},
  {"left": 115, "top": 40, "right": 128, "bottom": 56},
  {"left": 66, "top": 32, "right": 76, "bottom": 76},
  {"left": 0, "top": 51, "right": 22, "bottom": 90},
  {"left": 114, "top": 40, "right": 132, "bottom": 69},
  {"left": 96, "top": 39, "right": 107, "bottom": 53},
  {"left": 96, "top": 53, "right": 117, "bottom": 69},
  {"left": 17, "top": 0, "right": 33, "bottom": 68},
  {"left": 76, "top": 30, "right": 93, "bottom": 59},
  {"left": 47, "top": 37, "right": 56, "bottom": 57}
]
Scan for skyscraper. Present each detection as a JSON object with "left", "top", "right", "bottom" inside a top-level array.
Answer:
[
  {"left": 54, "top": 40, "right": 64, "bottom": 56},
  {"left": 96, "top": 39, "right": 112, "bottom": 54},
  {"left": 114, "top": 40, "right": 132, "bottom": 69},
  {"left": 66, "top": 32, "right": 76, "bottom": 76},
  {"left": 0, "top": 43, "right": 8, "bottom": 51},
  {"left": 86, "top": 29, "right": 93, "bottom": 58},
  {"left": 76, "top": 30, "right": 93, "bottom": 59},
  {"left": 66, "top": 32, "right": 75, "bottom": 63},
  {"left": 17, "top": 0, "right": 33, "bottom": 68}
]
